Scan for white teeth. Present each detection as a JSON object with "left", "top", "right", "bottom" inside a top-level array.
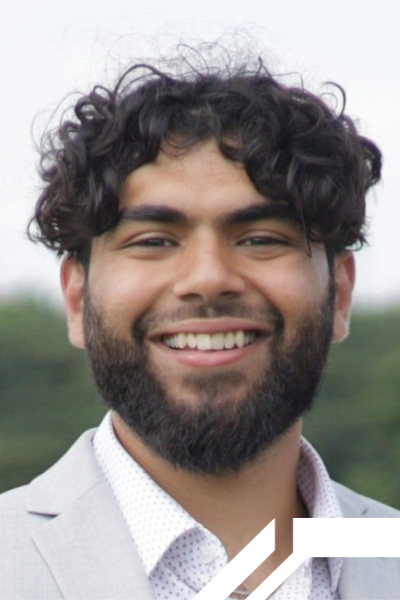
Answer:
[
  {"left": 163, "top": 330, "right": 257, "bottom": 351},
  {"left": 224, "top": 332, "right": 235, "bottom": 349},
  {"left": 235, "top": 330, "right": 245, "bottom": 348},
  {"left": 178, "top": 332, "right": 187, "bottom": 349},
  {"left": 197, "top": 334, "right": 211, "bottom": 351},
  {"left": 210, "top": 333, "right": 225, "bottom": 350},
  {"left": 187, "top": 333, "right": 197, "bottom": 348}
]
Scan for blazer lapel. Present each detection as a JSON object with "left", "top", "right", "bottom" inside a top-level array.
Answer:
[{"left": 27, "top": 430, "right": 155, "bottom": 600}]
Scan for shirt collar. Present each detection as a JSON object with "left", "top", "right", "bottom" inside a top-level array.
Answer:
[
  {"left": 94, "top": 412, "right": 343, "bottom": 591},
  {"left": 93, "top": 412, "right": 220, "bottom": 574}
]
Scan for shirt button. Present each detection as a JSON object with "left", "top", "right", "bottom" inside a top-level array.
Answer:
[{"left": 200, "top": 545, "right": 216, "bottom": 564}]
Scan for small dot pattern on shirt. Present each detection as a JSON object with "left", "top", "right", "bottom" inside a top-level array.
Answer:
[
  {"left": 94, "top": 413, "right": 343, "bottom": 600},
  {"left": 298, "top": 438, "right": 344, "bottom": 593},
  {"left": 152, "top": 528, "right": 228, "bottom": 597}
]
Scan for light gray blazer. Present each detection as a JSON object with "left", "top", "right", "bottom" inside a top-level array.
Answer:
[{"left": 0, "top": 430, "right": 399, "bottom": 599}]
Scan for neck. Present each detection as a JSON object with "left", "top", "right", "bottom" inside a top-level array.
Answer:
[{"left": 112, "top": 413, "right": 307, "bottom": 590}]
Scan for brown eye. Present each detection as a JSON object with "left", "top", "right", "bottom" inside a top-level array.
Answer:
[
  {"left": 239, "top": 236, "right": 287, "bottom": 246},
  {"left": 133, "top": 238, "right": 177, "bottom": 247}
]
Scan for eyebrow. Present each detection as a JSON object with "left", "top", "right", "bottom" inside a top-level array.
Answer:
[
  {"left": 115, "top": 202, "right": 296, "bottom": 228},
  {"left": 223, "top": 203, "right": 296, "bottom": 226},
  {"left": 116, "top": 205, "right": 188, "bottom": 226}
]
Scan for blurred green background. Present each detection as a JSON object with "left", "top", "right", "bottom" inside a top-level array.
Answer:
[{"left": 1, "top": 298, "right": 399, "bottom": 509}]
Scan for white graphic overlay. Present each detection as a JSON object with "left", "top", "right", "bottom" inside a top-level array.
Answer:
[
  {"left": 194, "top": 518, "right": 400, "bottom": 600},
  {"left": 194, "top": 520, "right": 275, "bottom": 600}
]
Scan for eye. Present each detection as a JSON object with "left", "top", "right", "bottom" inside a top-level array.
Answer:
[
  {"left": 127, "top": 236, "right": 178, "bottom": 248},
  {"left": 137, "top": 237, "right": 176, "bottom": 247},
  {"left": 238, "top": 235, "right": 289, "bottom": 246}
]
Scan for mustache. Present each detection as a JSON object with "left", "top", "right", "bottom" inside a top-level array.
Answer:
[{"left": 133, "top": 301, "right": 284, "bottom": 342}]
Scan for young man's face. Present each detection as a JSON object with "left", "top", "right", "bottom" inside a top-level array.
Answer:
[{"left": 62, "top": 139, "right": 354, "bottom": 472}]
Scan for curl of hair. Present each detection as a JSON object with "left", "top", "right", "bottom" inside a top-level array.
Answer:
[{"left": 29, "top": 58, "right": 382, "bottom": 263}]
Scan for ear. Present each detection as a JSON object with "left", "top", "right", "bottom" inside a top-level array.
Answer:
[
  {"left": 332, "top": 251, "right": 356, "bottom": 343},
  {"left": 60, "top": 257, "right": 86, "bottom": 349}
]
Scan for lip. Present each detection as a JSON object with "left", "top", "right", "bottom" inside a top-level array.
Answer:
[{"left": 149, "top": 318, "right": 271, "bottom": 339}]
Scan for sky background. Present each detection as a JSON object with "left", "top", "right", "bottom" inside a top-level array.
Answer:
[{"left": 1, "top": 0, "right": 399, "bottom": 307}]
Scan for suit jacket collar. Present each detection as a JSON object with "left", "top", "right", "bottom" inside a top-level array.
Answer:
[{"left": 27, "top": 430, "right": 155, "bottom": 600}]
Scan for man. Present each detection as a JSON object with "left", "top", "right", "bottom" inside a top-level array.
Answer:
[{"left": 1, "top": 53, "right": 399, "bottom": 600}]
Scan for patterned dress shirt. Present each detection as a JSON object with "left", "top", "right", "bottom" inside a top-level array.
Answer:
[{"left": 94, "top": 413, "right": 343, "bottom": 599}]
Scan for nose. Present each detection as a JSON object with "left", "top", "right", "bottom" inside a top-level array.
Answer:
[{"left": 172, "top": 233, "right": 246, "bottom": 302}]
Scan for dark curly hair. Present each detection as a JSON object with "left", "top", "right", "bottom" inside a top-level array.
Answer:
[{"left": 29, "top": 57, "right": 382, "bottom": 265}]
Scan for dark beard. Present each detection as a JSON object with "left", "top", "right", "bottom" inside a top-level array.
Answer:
[{"left": 83, "top": 292, "right": 334, "bottom": 474}]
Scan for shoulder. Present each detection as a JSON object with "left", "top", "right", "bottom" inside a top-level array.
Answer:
[
  {"left": 332, "top": 480, "right": 400, "bottom": 518},
  {"left": 0, "top": 429, "right": 98, "bottom": 533},
  {"left": 0, "top": 483, "right": 33, "bottom": 532},
  {"left": 0, "top": 429, "right": 101, "bottom": 597},
  {"left": 0, "top": 482, "right": 51, "bottom": 535},
  {"left": 0, "top": 483, "right": 51, "bottom": 551},
  {"left": 0, "top": 428, "right": 99, "bottom": 514},
  {"left": 334, "top": 484, "right": 400, "bottom": 599},
  {"left": 0, "top": 485, "right": 60, "bottom": 597}
]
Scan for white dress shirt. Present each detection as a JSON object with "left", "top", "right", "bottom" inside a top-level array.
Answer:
[{"left": 94, "top": 413, "right": 343, "bottom": 599}]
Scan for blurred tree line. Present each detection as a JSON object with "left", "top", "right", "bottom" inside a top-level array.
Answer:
[{"left": 0, "top": 298, "right": 399, "bottom": 509}]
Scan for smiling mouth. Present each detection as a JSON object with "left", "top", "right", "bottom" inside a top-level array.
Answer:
[{"left": 161, "top": 330, "right": 261, "bottom": 351}]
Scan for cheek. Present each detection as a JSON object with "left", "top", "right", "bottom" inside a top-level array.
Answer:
[
  {"left": 249, "top": 257, "right": 329, "bottom": 314},
  {"left": 88, "top": 261, "right": 170, "bottom": 330}
]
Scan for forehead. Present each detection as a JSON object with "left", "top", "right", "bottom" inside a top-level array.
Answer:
[{"left": 120, "top": 140, "right": 266, "bottom": 217}]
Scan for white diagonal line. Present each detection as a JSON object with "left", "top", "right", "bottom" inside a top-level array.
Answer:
[
  {"left": 195, "top": 517, "right": 400, "bottom": 600},
  {"left": 246, "top": 552, "right": 307, "bottom": 600},
  {"left": 193, "top": 519, "right": 275, "bottom": 600}
]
